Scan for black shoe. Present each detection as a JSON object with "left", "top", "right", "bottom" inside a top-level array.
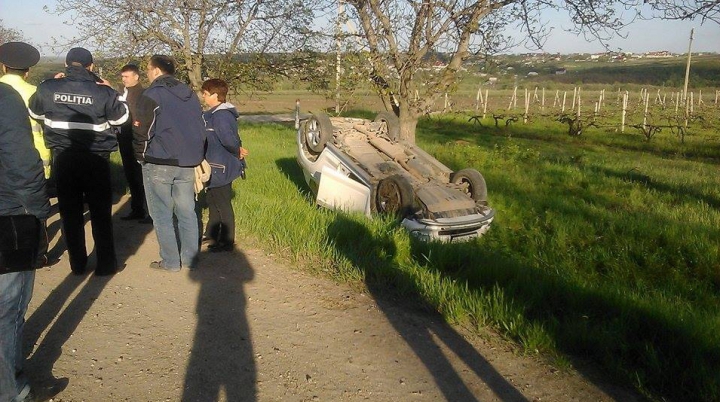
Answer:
[
  {"left": 34, "top": 254, "right": 61, "bottom": 269},
  {"left": 120, "top": 211, "right": 146, "bottom": 221},
  {"left": 70, "top": 257, "right": 87, "bottom": 275},
  {"left": 208, "top": 243, "right": 235, "bottom": 253},
  {"left": 240, "top": 170, "right": 246, "bottom": 180},
  {"left": 95, "top": 266, "right": 118, "bottom": 276}
]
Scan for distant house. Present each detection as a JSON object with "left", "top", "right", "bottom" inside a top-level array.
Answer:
[
  {"left": 646, "top": 50, "right": 672, "bottom": 58},
  {"left": 527, "top": 71, "right": 539, "bottom": 77},
  {"left": 555, "top": 68, "right": 567, "bottom": 75},
  {"left": 486, "top": 77, "right": 498, "bottom": 85}
]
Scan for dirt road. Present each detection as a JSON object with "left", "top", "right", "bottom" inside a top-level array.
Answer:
[{"left": 23, "top": 197, "right": 637, "bottom": 401}]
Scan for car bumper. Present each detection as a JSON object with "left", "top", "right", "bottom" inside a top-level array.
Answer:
[{"left": 401, "top": 209, "right": 495, "bottom": 242}]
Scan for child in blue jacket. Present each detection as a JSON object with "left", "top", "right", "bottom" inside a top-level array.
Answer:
[{"left": 200, "top": 79, "right": 245, "bottom": 252}]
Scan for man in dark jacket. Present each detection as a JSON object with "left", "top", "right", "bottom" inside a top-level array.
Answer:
[
  {"left": 29, "top": 47, "right": 129, "bottom": 276},
  {"left": 0, "top": 82, "right": 50, "bottom": 402},
  {"left": 134, "top": 55, "right": 206, "bottom": 271},
  {"left": 118, "top": 64, "right": 149, "bottom": 222}
]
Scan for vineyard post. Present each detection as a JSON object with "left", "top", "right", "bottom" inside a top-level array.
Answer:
[
  {"left": 698, "top": 90, "right": 703, "bottom": 105},
  {"left": 577, "top": 92, "right": 582, "bottom": 118},
  {"left": 643, "top": 91, "right": 650, "bottom": 130},
  {"left": 621, "top": 91, "right": 628, "bottom": 133},
  {"left": 676, "top": 92, "right": 680, "bottom": 114},
  {"left": 690, "top": 92, "right": 694, "bottom": 114},
  {"left": 513, "top": 86, "right": 518, "bottom": 109},
  {"left": 524, "top": 88, "right": 529, "bottom": 123},
  {"left": 542, "top": 88, "right": 545, "bottom": 112},
  {"left": 562, "top": 91, "right": 567, "bottom": 113},
  {"left": 482, "top": 89, "right": 489, "bottom": 119},
  {"left": 572, "top": 87, "right": 577, "bottom": 111},
  {"left": 553, "top": 90, "right": 559, "bottom": 107},
  {"left": 444, "top": 92, "right": 448, "bottom": 113},
  {"left": 475, "top": 86, "right": 482, "bottom": 111}
]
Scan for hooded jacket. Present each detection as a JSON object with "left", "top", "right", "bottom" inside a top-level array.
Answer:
[
  {"left": 0, "top": 83, "right": 50, "bottom": 220},
  {"left": 133, "top": 75, "right": 205, "bottom": 167},
  {"left": 28, "top": 65, "right": 128, "bottom": 154},
  {"left": 203, "top": 102, "right": 243, "bottom": 188}
]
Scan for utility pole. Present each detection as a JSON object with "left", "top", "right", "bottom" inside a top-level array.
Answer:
[
  {"left": 683, "top": 28, "right": 694, "bottom": 102},
  {"left": 335, "top": 0, "right": 345, "bottom": 114}
]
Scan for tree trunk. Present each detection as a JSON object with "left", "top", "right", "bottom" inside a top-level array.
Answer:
[{"left": 398, "top": 114, "right": 418, "bottom": 143}]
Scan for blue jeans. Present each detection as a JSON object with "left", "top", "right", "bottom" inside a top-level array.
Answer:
[
  {"left": 0, "top": 271, "right": 35, "bottom": 402},
  {"left": 142, "top": 163, "right": 199, "bottom": 268}
]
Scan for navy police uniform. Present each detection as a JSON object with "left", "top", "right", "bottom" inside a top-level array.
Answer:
[{"left": 29, "top": 48, "right": 128, "bottom": 275}]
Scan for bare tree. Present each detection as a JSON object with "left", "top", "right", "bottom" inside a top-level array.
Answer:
[
  {"left": 334, "top": 0, "right": 715, "bottom": 142},
  {"left": 50, "top": 0, "right": 320, "bottom": 90},
  {"left": 644, "top": 0, "right": 720, "bottom": 24},
  {"left": 0, "top": 19, "right": 25, "bottom": 44}
]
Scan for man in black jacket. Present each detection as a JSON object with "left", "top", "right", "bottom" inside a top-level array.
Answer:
[
  {"left": 29, "top": 47, "right": 128, "bottom": 276},
  {"left": 0, "top": 82, "right": 50, "bottom": 402},
  {"left": 118, "top": 64, "right": 149, "bottom": 222}
]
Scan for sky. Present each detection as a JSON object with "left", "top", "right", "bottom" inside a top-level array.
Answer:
[{"left": 1, "top": 0, "right": 719, "bottom": 56}]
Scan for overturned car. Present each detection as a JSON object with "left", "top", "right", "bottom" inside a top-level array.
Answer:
[{"left": 296, "top": 112, "right": 495, "bottom": 242}]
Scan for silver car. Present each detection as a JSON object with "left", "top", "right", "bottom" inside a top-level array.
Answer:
[{"left": 296, "top": 112, "right": 495, "bottom": 242}]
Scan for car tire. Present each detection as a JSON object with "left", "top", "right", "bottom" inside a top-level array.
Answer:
[
  {"left": 451, "top": 168, "right": 488, "bottom": 205},
  {"left": 375, "top": 174, "right": 414, "bottom": 217},
  {"left": 374, "top": 111, "right": 400, "bottom": 142},
  {"left": 304, "top": 113, "right": 334, "bottom": 153}
]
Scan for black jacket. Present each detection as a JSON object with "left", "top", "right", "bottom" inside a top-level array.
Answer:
[
  {"left": 119, "top": 83, "right": 144, "bottom": 141},
  {"left": 28, "top": 66, "right": 129, "bottom": 154},
  {"left": 134, "top": 75, "right": 205, "bottom": 166},
  {"left": 0, "top": 83, "right": 50, "bottom": 219}
]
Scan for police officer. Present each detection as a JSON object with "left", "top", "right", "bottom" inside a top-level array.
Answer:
[
  {"left": 29, "top": 47, "right": 129, "bottom": 276},
  {"left": 0, "top": 42, "right": 55, "bottom": 268}
]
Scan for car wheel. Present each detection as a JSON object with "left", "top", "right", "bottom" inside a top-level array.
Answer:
[
  {"left": 451, "top": 168, "right": 488, "bottom": 205},
  {"left": 374, "top": 111, "right": 400, "bottom": 142},
  {"left": 304, "top": 113, "right": 334, "bottom": 153},
  {"left": 375, "top": 174, "right": 414, "bottom": 217}
]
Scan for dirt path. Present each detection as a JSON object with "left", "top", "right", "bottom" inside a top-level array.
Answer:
[{"left": 23, "top": 196, "right": 637, "bottom": 402}]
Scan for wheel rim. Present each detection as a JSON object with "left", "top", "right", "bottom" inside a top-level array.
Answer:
[
  {"left": 377, "top": 181, "right": 402, "bottom": 213},
  {"left": 457, "top": 178, "right": 473, "bottom": 197},
  {"left": 305, "top": 118, "right": 321, "bottom": 148}
]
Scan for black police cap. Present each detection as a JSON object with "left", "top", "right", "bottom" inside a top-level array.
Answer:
[{"left": 0, "top": 42, "right": 40, "bottom": 69}]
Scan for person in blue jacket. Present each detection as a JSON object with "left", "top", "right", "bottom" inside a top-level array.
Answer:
[
  {"left": 200, "top": 79, "right": 244, "bottom": 252},
  {"left": 134, "top": 55, "right": 206, "bottom": 271}
]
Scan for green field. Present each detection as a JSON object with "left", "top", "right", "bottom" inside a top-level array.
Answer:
[
  {"left": 81, "top": 54, "right": 720, "bottom": 401},
  {"left": 170, "top": 109, "right": 718, "bottom": 402}
]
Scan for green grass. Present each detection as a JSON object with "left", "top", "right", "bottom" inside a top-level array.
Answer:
[{"left": 110, "top": 110, "right": 720, "bottom": 401}]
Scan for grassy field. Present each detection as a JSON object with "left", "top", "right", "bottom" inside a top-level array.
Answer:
[
  {"left": 79, "top": 53, "right": 720, "bottom": 400},
  {"left": 160, "top": 109, "right": 719, "bottom": 402}
]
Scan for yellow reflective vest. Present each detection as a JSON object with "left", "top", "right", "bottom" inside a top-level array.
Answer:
[{"left": 0, "top": 73, "right": 52, "bottom": 178}]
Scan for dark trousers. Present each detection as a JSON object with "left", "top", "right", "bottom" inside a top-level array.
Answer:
[
  {"left": 54, "top": 150, "right": 116, "bottom": 273},
  {"left": 118, "top": 131, "right": 145, "bottom": 214},
  {"left": 205, "top": 184, "right": 235, "bottom": 246}
]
